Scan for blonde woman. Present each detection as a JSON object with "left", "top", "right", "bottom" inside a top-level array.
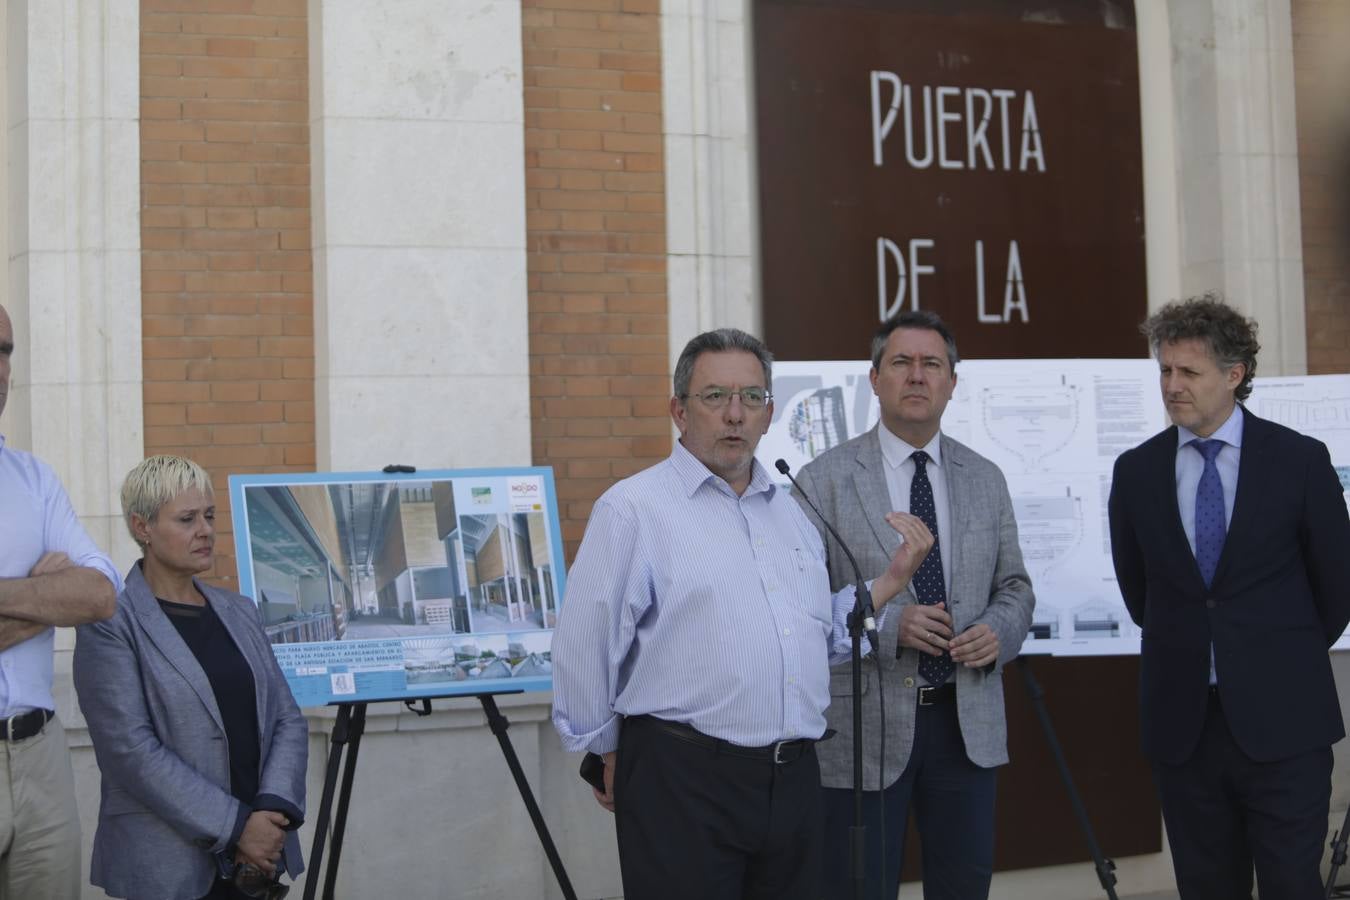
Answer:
[{"left": 74, "top": 456, "right": 307, "bottom": 900}]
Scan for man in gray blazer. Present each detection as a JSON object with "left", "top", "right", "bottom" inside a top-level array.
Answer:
[{"left": 795, "top": 310, "right": 1034, "bottom": 900}]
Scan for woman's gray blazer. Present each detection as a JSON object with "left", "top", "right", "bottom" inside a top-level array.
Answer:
[{"left": 73, "top": 563, "right": 308, "bottom": 900}]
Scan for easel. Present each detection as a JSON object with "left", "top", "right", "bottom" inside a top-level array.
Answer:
[
  {"left": 302, "top": 691, "right": 578, "bottom": 900},
  {"left": 1325, "top": 804, "right": 1350, "bottom": 897},
  {"left": 1016, "top": 657, "right": 1119, "bottom": 899}
]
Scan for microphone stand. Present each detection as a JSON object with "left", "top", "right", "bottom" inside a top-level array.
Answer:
[
  {"left": 777, "top": 460, "right": 876, "bottom": 900},
  {"left": 846, "top": 582, "right": 874, "bottom": 900}
]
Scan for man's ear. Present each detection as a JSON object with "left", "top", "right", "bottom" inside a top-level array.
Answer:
[
  {"left": 670, "top": 395, "right": 687, "bottom": 434},
  {"left": 758, "top": 399, "right": 774, "bottom": 436}
]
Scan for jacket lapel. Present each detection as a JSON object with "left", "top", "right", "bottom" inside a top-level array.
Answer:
[
  {"left": 940, "top": 434, "right": 969, "bottom": 606},
  {"left": 1212, "top": 406, "right": 1263, "bottom": 586},
  {"left": 125, "top": 564, "right": 226, "bottom": 733},
  {"left": 1150, "top": 426, "right": 1204, "bottom": 586},
  {"left": 851, "top": 428, "right": 911, "bottom": 603}
]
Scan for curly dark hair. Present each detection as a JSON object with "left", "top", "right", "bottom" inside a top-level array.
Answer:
[{"left": 1140, "top": 293, "right": 1260, "bottom": 401}]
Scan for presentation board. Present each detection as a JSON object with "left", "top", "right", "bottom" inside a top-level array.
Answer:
[
  {"left": 229, "top": 468, "right": 566, "bottom": 707},
  {"left": 760, "top": 360, "right": 1350, "bottom": 655}
]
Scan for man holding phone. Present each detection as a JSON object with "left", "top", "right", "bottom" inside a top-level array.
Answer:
[{"left": 552, "top": 328, "right": 934, "bottom": 900}]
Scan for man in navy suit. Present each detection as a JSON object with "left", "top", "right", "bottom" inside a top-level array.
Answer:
[{"left": 1109, "top": 295, "right": 1350, "bottom": 899}]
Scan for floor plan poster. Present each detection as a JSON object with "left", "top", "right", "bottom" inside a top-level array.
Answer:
[
  {"left": 760, "top": 359, "right": 1167, "bottom": 656},
  {"left": 760, "top": 361, "right": 883, "bottom": 479},
  {"left": 229, "top": 468, "right": 566, "bottom": 706}
]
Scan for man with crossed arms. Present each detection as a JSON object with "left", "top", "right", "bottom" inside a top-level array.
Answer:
[{"left": 0, "top": 303, "right": 120, "bottom": 899}]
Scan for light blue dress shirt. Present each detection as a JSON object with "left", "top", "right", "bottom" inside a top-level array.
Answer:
[
  {"left": 1174, "top": 405, "right": 1243, "bottom": 684},
  {"left": 551, "top": 442, "right": 884, "bottom": 755},
  {"left": 0, "top": 436, "right": 122, "bottom": 716}
]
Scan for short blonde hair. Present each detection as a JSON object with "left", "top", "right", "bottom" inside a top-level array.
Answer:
[{"left": 121, "top": 455, "right": 214, "bottom": 545}]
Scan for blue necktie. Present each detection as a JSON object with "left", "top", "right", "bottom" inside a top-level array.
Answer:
[
  {"left": 1191, "top": 439, "right": 1227, "bottom": 587},
  {"left": 907, "top": 451, "right": 954, "bottom": 685}
]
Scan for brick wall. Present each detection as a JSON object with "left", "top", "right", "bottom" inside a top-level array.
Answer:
[
  {"left": 1293, "top": 0, "right": 1350, "bottom": 373},
  {"left": 140, "top": 1, "right": 314, "bottom": 585},
  {"left": 522, "top": 0, "right": 670, "bottom": 557}
]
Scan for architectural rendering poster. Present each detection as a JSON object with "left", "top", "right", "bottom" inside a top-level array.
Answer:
[
  {"left": 761, "top": 360, "right": 1350, "bottom": 656},
  {"left": 229, "top": 468, "right": 566, "bottom": 707}
]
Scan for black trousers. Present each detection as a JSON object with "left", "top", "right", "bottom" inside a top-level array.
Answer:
[
  {"left": 615, "top": 716, "right": 824, "bottom": 900},
  {"left": 1154, "top": 691, "right": 1332, "bottom": 900}
]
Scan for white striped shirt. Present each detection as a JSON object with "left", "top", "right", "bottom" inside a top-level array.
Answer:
[{"left": 551, "top": 441, "right": 874, "bottom": 754}]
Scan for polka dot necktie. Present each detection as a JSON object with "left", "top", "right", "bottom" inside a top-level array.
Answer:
[
  {"left": 905, "top": 450, "right": 954, "bottom": 685},
  {"left": 1191, "top": 439, "right": 1227, "bottom": 587}
]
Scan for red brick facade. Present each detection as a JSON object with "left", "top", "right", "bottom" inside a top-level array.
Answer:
[
  {"left": 140, "top": 1, "right": 314, "bottom": 584},
  {"left": 522, "top": 0, "right": 671, "bottom": 556}
]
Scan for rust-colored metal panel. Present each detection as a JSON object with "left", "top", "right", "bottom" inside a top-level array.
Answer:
[
  {"left": 896, "top": 656, "right": 1159, "bottom": 878},
  {"left": 755, "top": 0, "right": 1148, "bottom": 361}
]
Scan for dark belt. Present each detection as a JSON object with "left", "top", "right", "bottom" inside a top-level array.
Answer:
[
  {"left": 635, "top": 716, "right": 815, "bottom": 764},
  {"left": 918, "top": 682, "right": 956, "bottom": 707},
  {"left": 1, "top": 708, "right": 53, "bottom": 742}
]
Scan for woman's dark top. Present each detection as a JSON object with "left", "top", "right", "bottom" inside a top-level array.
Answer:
[{"left": 158, "top": 599, "right": 261, "bottom": 807}]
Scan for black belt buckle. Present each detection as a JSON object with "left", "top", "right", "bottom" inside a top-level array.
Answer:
[
  {"left": 770, "top": 738, "right": 811, "bottom": 764},
  {"left": 1, "top": 708, "right": 51, "bottom": 742},
  {"left": 918, "top": 685, "right": 943, "bottom": 707}
]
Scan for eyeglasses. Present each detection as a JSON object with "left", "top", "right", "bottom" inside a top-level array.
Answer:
[{"left": 682, "top": 387, "right": 772, "bottom": 409}]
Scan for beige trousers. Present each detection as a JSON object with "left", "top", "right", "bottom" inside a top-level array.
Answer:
[{"left": 0, "top": 715, "right": 82, "bottom": 900}]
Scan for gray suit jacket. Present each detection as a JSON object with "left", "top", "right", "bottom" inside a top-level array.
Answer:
[
  {"left": 73, "top": 564, "right": 307, "bottom": 900},
  {"left": 796, "top": 427, "right": 1034, "bottom": 789}
]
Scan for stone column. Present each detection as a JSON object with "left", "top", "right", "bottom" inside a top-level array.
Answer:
[
  {"left": 5, "top": 0, "right": 144, "bottom": 567},
  {"left": 662, "top": 0, "right": 758, "bottom": 363},
  {"left": 1169, "top": 0, "right": 1307, "bottom": 373},
  {"left": 308, "top": 0, "right": 531, "bottom": 473}
]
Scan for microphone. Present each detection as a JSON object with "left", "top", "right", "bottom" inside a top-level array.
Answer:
[{"left": 775, "top": 458, "right": 880, "bottom": 649}]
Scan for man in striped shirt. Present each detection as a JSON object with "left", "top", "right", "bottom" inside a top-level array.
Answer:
[{"left": 552, "top": 327, "right": 933, "bottom": 900}]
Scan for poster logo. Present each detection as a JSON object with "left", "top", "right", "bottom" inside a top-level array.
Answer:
[{"left": 508, "top": 477, "right": 544, "bottom": 511}]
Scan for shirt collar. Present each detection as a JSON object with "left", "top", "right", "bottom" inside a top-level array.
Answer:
[
  {"left": 1177, "top": 404, "right": 1244, "bottom": 451},
  {"left": 878, "top": 423, "right": 942, "bottom": 470},
  {"left": 670, "top": 439, "right": 774, "bottom": 499}
]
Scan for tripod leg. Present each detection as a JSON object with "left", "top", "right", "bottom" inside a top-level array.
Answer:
[
  {"left": 303, "top": 703, "right": 353, "bottom": 900},
  {"left": 322, "top": 703, "right": 367, "bottom": 900},
  {"left": 1326, "top": 800, "right": 1350, "bottom": 898},
  {"left": 1017, "top": 658, "right": 1120, "bottom": 900},
  {"left": 480, "top": 695, "right": 579, "bottom": 900}
]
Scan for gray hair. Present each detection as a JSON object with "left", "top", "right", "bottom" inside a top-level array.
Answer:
[
  {"left": 870, "top": 310, "right": 960, "bottom": 372},
  {"left": 121, "top": 455, "right": 214, "bottom": 546},
  {"left": 1141, "top": 293, "right": 1260, "bottom": 401},
  {"left": 672, "top": 328, "right": 774, "bottom": 398}
]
